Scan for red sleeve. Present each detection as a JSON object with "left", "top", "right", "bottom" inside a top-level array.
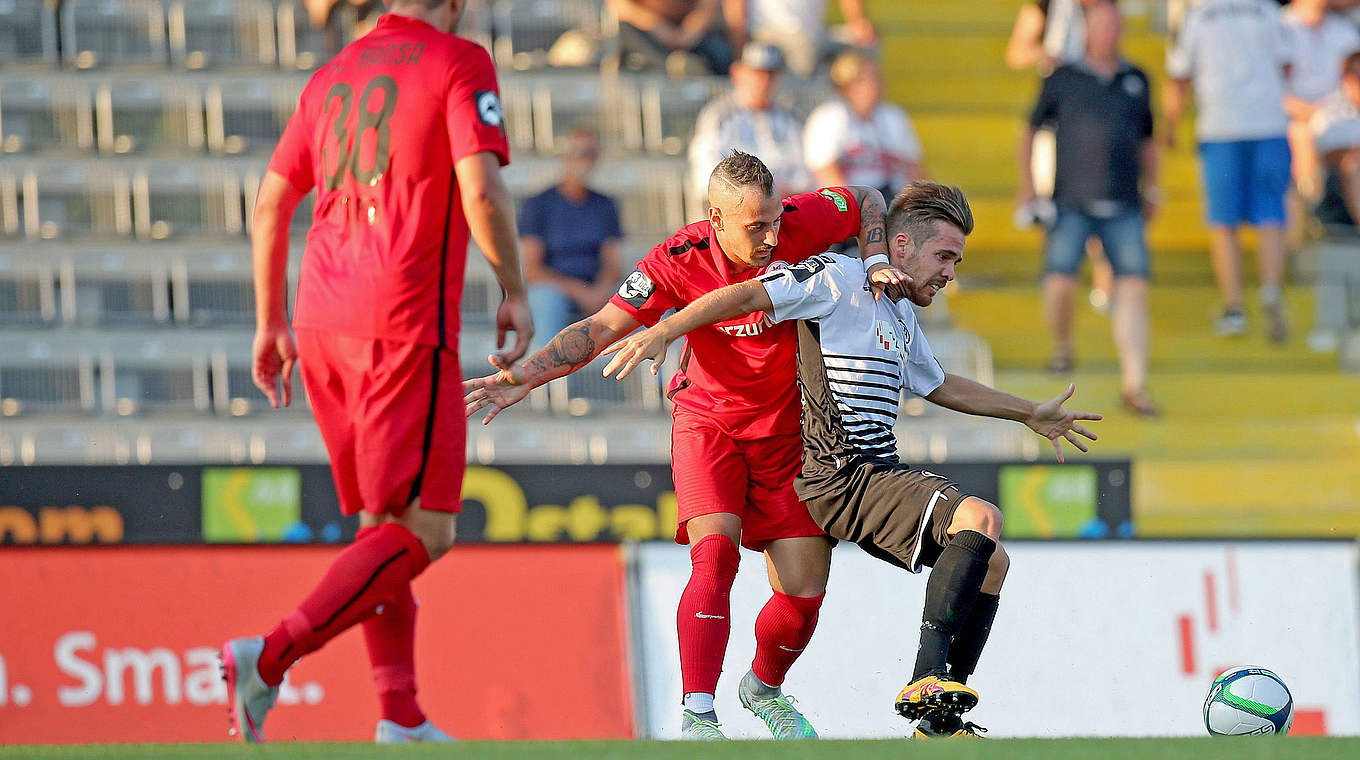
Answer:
[
  {"left": 267, "top": 92, "right": 317, "bottom": 194},
  {"left": 445, "top": 44, "right": 510, "bottom": 166},
  {"left": 608, "top": 250, "right": 679, "bottom": 327},
  {"left": 779, "top": 187, "right": 862, "bottom": 255}
]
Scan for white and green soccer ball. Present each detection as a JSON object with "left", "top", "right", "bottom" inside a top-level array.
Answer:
[{"left": 1203, "top": 666, "right": 1294, "bottom": 736}]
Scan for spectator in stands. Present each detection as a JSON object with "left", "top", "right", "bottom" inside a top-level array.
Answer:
[
  {"left": 1311, "top": 50, "right": 1360, "bottom": 230},
  {"left": 722, "top": 0, "right": 877, "bottom": 77},
  {"left": 1165, "top": 0, "right": 1294, "bottom": 342},
  {"left": 803, "top": 49, "right": 925, "bottom": 200},
  {"left": 608, "top": 0, "right": 733, "bottom": 75},
  {"left": 1281, "top": 0, "right": 1360, "bottom": 205},
  {"left": 1008, "top": 0, "right": 1116, "bottom": 316},
  {"left": 687, "top": 43, "right": 813, "bottom": 216},
  {"left": 519, "top": 128, "right": 624, "bottom": 343},
  {"left": 1019, "top": 0, "right": 1160, "bottom": 416}
]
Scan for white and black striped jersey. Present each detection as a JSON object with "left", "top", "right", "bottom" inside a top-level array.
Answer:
[{"left": 758, "top": 253, "right": 945, "bottom": 490}]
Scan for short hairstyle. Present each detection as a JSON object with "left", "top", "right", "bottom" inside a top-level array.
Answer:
[
  {"left": 887, "top": 182, "right": 974, "bottom": 246},
  {"left": 709, "top": 150, "right": 776, "bottom": 203},
  {"left": 1344, "top": 49, "right": 1360, "bottom": 79},
  {"left": 829, "top": 49, "right": 875, "bottom": 90}
]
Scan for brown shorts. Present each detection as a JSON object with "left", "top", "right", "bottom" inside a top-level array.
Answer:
[{"left": 798, "top": 460, "right": 969, "bottom": 573}]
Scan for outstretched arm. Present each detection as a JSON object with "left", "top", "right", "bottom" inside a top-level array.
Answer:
[
  {"left": 601, "top": 280, "right": 773, "bottom": 379},
  {"left": 463, "top": 301, "right": 640, "bottom": 424},
  {"left": 925, "top": 376, "right": 1101, "bottom": 462}
]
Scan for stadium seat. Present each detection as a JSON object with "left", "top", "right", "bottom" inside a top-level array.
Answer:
[
  {"left": 205, "top": 77, "right": 300, "bottom": 154},
  {"left": 500, "top": 76, "right": 536, "bottom": 153},
  {"left": 130, "top": 161, "right": 244, "bottom": 239},
  {"left": 100, "top": 337, "right": 211, "bottom": 415},
  {"left": 167, "top": 0, "right": 277, "bottom": 70},
  {"left": 242, "top": 166, "right": 314, "bottom": 235},
  {"left": 171, "top": 250, "right": 256, "bottom": 326},
  {"left": 0, "top": 336, "right": 98, "bottom": 415},
  {"left": 527, "top": 73, "right": 603, "bottom": 153},
  {"left": 0, "top": 78, "right": 93, "bottom": 153},
  {"left": 560, "top": 352, "right": 664, "bottom": 415},
  {"left": 61, "top": 249, "right": 170, "bottom": 325},
  {"left": 635, "top": 75, "right": 728, "bottom": 156},
  {"left": 491, "top": 0, "right": 600, "bottom": 70},
  {"left": 15, "top": 161, "right": 133, "bottom": 239},
  {"left": 0, "top": 0, "right": 59, "bottom": 67},
  {"left": 95, "top": 78, "right": 202, "bottom": 153},
  {"left": 61, "top": 0, "right": 171, "bottom": 70},
  {"left": 0, "top": 253, "right": 58, "bottom": 326},
  {"left": 274, "top": 0, "right": 331, "bottom": 71}
]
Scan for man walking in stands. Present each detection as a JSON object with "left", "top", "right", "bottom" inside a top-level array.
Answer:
[
  {"left": 223, "top": 0, "right": 533, "bottom": 743},
  {"left": 464, "top": 151, "right": 909, "bottom": 739}
]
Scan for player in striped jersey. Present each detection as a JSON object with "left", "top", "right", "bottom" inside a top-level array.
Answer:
[{"left": 602, "top": 182, "right": 1102, "bottom": 738}]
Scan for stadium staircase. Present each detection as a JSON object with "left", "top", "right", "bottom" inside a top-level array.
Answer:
[
  {"left": 2, "top": 1, "right": 1354, "bottom": 536},
  {"left": 875, "top": 0, "right": 1360, "bottom": 536}
]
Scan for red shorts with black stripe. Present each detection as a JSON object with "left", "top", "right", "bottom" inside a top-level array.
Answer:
[
  {"left": 296, "top": 328, "right": 466, "bottom": 516},
  {"left": 671, "top": 411, "right": 825, "bottom": 552}
]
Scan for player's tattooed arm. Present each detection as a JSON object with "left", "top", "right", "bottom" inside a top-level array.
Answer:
[
  {"left": 521, "top": 319, "right": 598, "bottom": 382},
  {"left": 843, "top": 185, "right": 910, "bottom": 299}
]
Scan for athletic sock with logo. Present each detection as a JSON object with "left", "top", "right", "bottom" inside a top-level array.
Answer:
[
  {"left": 946, "top": 592, "right": 999, "bottom": 685},
  {"left": 912, "top": 530, "right": 995, "bottom": 682},
  {"left": 356, "top": 526, "right": 427, "bottom": 729},
  {"left": 750, "top": 591, "right": 824, "bottom": 687},
  {"left": 257, "top": 522, "right": 431, "bottom": 686},
  {"left": 676, "top": 534, "right": 740, "bottom": 698}
]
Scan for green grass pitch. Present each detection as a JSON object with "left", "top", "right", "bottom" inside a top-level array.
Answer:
[{"left": 1, "top": 739, "right": 1357, "bottom": 760}]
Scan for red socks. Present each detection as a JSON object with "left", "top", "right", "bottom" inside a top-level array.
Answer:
[
  {"left": 257, "top": 522, "right": 430, "bottom": 686},
  {"left": 676, "top": 534, "right": 741, "bottom": 696},
  {"left": 751, "top": 591, "right": 824, "bottom": 687},
  {"left": 358, "top": 526, "right": 426, "bottom": 729}
]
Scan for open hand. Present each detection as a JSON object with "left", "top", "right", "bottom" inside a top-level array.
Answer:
[
  {"left": 600, "top": 327, "right": 672, "bottom": 380},
  {"left": 1024, "top": 383, "right": 1102, "bottom": 462},
  {"left": 463, "top": 368, "right": 531, "bottom": 425},
  {"left": 866, "top": 262, "right": 912, "bottom": 301}
]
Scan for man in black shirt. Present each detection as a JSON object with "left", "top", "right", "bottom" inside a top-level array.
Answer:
[{"left": 1018, "top": 1, "right": 1160, "bottom": 416}]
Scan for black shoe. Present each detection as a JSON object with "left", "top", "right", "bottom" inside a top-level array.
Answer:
[{"left": 913, "top": 709, "right": 988, "bottom": 739}]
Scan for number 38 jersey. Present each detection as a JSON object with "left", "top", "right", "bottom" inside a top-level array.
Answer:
[{"left": 267, "top": 13, "right": 509, "bottom": 347}]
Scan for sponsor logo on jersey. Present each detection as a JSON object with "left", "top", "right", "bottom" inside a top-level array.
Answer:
[
  {"left": 716, "top": 322, "right": 766, "bottom": 337},
  {"left": 475, "top": 90, "right": 503, "bottom": 127},
  {"left": 876, "top": 319, "right": 908, "bottom": 362},
  {"left": 820, "top": 188, "right": 850, "bottom": 212},
  {"left": 617, "top": 269, "right": 656, "bottom": 307}
]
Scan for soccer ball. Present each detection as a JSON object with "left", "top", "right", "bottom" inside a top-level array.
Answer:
[{"left": 1203, "top": 666, "right": 1294, "bottom": 736}]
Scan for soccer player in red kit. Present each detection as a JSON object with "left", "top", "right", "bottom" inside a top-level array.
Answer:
[
  {"left": 221, "top": 0, "right": 533, "bottom": 744},
  {"left": 464, "top": 151, "right": 908, "bottom": 739}
]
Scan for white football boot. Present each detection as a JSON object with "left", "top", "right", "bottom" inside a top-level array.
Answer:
[
  {"left": 375, "top": 719, "right": 457, "bottom": 743},
  {"left": 221, "top": 637, "right": 279, "bottom": 743}
]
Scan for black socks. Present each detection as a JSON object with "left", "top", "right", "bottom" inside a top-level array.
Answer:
[{"left": 911, "top": 530, "right": 995, "bottom": 681}]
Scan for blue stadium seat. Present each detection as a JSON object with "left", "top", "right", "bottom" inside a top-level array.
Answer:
[
  {"left": 130, "top": 161, "right": 243, "bottom": 239},
  {"left": 0, "top": 253, "right": 58, "bottom": 325},
  {"left": 168, "top": 0, "right": 276, "bottom": 69},
  {"left": 0, "top": 78, "right": 95, "bottom": 153},
  {"left": 15, "top": 160, "right": 133, "bottom": 239},
  {"left": 95, "top": 78, "right": 202, "bottom": 153}
]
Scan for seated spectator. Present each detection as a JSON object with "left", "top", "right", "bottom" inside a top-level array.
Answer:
[
  {"left": 687, "top": 43, "right": 813, "bottom": 215},
  {"left": 1281, "top": 0, "right": 1360, "bottom": 203},
  {"left": 803, "top": 49, "right": 925, "bottom": 201},
  {"left": 608, "top": 0, "right": 733, "bottom": 75},
  {"left": 518, "top": 128, "right": 624, "bottom": 343},
  {"left": 1312, "top": 50, "right": 1360, "bottom": 230},
  {"left": 723, "top": 0, "right": 876, "bottom": 77}
]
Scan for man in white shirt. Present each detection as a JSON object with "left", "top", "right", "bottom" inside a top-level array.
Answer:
[
  {"left": 803, "top": 49, "right": 926, "bottom": 200},
  {"left": 600, "top": 182, "right": 1100, "bottom": 739},
  {"left": 1311, "top": 50, "right": 1360, "bottom": 229},
  {"left": 722, "top": 0, "right": 876, "bottom": 77},
  {"left": 1165, "top": 0, "right": 1294, "bottom": 342},
  {"left": 687, "top": 43, "right": 813, "bottom": 218},
  {"left": 1281, "top": 0, "right": 1360, "bottom": 202}
]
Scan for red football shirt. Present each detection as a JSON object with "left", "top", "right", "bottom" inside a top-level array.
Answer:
[
  {"left": 610, "top": 188, "right": 862, "bottom": 439},
  {"left": 267, "top": 14, "right": 509, "bottom": 347}
]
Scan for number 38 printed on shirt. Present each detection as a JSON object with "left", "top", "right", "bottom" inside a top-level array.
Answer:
[{"left": 321, "top": 75, "right": 399, "bottom": 191}]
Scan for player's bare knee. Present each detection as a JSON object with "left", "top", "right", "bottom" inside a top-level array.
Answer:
[
  {"left": 952, "top": 497, "right": 1002, "bottom": 540},
  {"left": 988, "top": 542, "right": 1011, "bottom": 585}
]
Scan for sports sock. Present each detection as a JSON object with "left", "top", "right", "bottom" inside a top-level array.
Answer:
[
  {"left": 912, "top": 530, "right": 995, "bottom": 682},
  {"left": 947, "top": 593, "right": 1000, "bottom": 685},
  {"left": 683, "top": 692, "right": 716, "bottom": 715},
  {"left": 257, "top": 522, "right": 431, "bottom": 686},
  {"left": 356, "top": 526, "right": 427, "bottom": 729},
  {"left": 676, "top": 534, "right": 740, "bottom": 697},
  {"left": 750, "top": 591, "right": 823, "bottom": 687}
]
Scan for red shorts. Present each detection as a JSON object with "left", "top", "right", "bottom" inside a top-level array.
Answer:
[
  {"left": 296, "top": 328, "right": 466, "bottom": 516},
  {"left": 670, "top": 411, "right": 825, "bottom": 552}
]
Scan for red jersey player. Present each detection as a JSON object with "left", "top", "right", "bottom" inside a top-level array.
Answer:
[
  {"left": 222, "top": 0, "right": 532, "bottom": 744},
  {"left": 464, "top": 151, "right": 909, "bottom": 739}
]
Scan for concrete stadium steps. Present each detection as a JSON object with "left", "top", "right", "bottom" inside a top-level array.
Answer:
[{"left": 946, "top": 282, "right": 1360, "bottom": 536}]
